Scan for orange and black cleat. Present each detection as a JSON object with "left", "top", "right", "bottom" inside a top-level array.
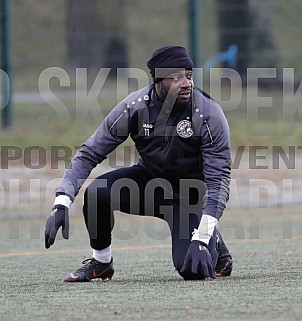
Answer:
[
  {"left": 64, "top": 258, "right": 114, "bottom": 282},
  {"left": 215, "top": 256, "right": 233, "bottom": 277}
]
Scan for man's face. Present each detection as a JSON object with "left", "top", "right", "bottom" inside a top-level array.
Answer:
[{"left": 156, "top": 69, "right": 193, "bottom": 106}]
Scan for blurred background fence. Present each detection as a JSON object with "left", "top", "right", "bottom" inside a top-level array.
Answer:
[
  {"left": 1, "top": 0, "right": 302, "bottom": 214},
  {"left": 3, "top": 0, "right": 302, "bottom": 90},
  {"left": 0, "top": 0, "right": 302, "bottom": 131}
]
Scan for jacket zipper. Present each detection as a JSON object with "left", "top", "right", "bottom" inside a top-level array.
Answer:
[
  {"left": 164, "top": 117, "right": 173, "bottom": 142},
  {"left": 203, "top": 119, "right": 214, "bottom": 146}
]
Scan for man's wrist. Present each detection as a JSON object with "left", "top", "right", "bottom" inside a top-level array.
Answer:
[
  {"left": 53, "top": 195, "right": 72, "bottom": 209},
  {"left": 192, "top": 240, "right": 208, "bottom": 248},
  {"left": 191, "top": 214, "right": 218, "bottom": 245}
]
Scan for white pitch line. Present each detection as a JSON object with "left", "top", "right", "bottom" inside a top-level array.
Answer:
[
  {"left": 0, "top": 244, "right": 171, "bottom": 258},
  {"left": 0, "top": 237, "right": 301, "bottom": 258}
]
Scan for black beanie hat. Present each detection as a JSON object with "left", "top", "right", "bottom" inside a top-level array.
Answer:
[{"left": 147, "top": 45, "right": 194, "bottom": 83}]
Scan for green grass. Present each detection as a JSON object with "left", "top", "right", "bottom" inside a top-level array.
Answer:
[{"left": 0, "top": 207, "right": 301, "bottom": 321}]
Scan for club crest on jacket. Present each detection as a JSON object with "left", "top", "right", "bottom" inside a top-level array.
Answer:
[{"left": 176, "top": 120, "right": 193, "bottom": 138}]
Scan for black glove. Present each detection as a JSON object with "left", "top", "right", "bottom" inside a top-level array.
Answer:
[
  {"left": 180, "top": 240, "right": 216, "bottom": 280},
  {"left": 45, "top": 205, "right": 69, "bottom": 249}
]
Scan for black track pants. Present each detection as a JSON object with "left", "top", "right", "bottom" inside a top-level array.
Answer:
[{"left": 83, "top": 164, "right": 230, "bottom": 272}]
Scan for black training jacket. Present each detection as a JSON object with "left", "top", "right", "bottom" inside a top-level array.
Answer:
[{"left": 57, "top": 84, "right": 231, "bottom": 220}]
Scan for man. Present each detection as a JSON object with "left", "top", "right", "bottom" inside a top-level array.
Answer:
[{"left": 45, "top": 45, "right": 233, "bottom": 282}]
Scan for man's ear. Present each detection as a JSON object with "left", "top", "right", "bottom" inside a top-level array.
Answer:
[{"left": 155, "top": 81, "right": 162, "bottom": 91}]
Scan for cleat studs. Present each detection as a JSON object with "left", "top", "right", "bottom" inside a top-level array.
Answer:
[{"left": 101, "top": 273, "right": 114, "bottom": 281}]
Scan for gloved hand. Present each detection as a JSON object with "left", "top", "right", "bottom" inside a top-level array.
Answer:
[
  {"left": 180, "top": 240, "right": 216, "bottom": 280},
  {"left": 45, "top": 205, "right": 69, "bottom": 249}
]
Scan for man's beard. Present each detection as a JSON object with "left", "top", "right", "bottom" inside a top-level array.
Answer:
[{"left": 163, "top": 91, "right": 191, "bottom": 106}]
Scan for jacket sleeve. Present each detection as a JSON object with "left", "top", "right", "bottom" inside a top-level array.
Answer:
[
  {"left": 200, "top": 99, "right": 231, "bottom": 220},
  {"left": 56, "top": 100, "right": 131, "bottom": 200}
]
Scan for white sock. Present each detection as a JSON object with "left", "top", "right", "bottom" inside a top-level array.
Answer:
[{"left": 92, "top": 245, "right": 112, "bottom": 263}]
